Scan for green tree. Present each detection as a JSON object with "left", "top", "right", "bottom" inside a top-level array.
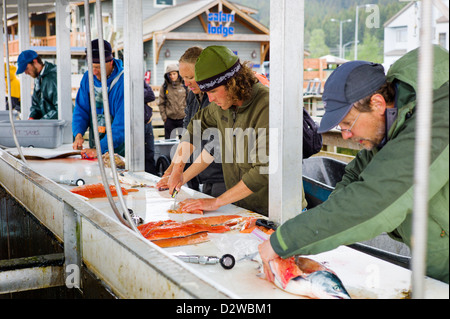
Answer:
[
  {"left": 308, "top": 29, "right": 330, "bottom": 58},
  {"left": 350, "top": 32, "right": 383, "bottom": 62}
]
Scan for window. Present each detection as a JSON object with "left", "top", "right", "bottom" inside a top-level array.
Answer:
[
  {"left": 439, "top": 32, "right": 447, "bottom": 48},
  {"left": 395, "top": 27, "right": 407, "bottom": 43},
  {"left": 154, "top": 0, "right": 175, "bottom": 7}
]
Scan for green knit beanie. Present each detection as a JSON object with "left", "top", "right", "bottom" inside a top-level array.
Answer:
[{"left": 195, "top": 45, "right": 241, "bottom": 92}]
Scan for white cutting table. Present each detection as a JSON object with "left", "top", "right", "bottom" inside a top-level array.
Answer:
[{"left": 2, "top": 144, "right": 448, "bottom": 299}]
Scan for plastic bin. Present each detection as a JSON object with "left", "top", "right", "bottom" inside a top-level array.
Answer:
[
  {"left": 153, "top": 139, "right": 179, "bottom": 162},
  {"left": 0, "top": 119, "right": 67, "bottom": 148},
  {"left": 0, "top": 110, "right": 19, "bottom": 121},
  {"left": 153, "top": 139, "right": 179, "bottom": 177},
  {"left": 302, "top": 156, "right": 347, "bottom": 208}
]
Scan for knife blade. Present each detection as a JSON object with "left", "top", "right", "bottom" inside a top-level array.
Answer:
[{"left": 171, "top": 189, "right": 179, "bottom": 210}]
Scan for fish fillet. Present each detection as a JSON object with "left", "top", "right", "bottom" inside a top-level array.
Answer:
[
  {"left": 152, "top": 232, "right": 209, "bottom": 248},
  {"left": 70, "top": 183, "right": 138, "bottom": 198},
  {"left": 138, "top": 214, "right": 256, "bottom": 248}
]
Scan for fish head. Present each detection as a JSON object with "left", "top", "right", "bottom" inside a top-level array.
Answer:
[{"left": 308, "top": 270, "right": 351, "bottom": 299}]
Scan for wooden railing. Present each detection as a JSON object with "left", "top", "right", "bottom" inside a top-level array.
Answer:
[
  {"left": 4, "top": 32, "right": 87, "bottom": 56},
  {"left": 311, "top": 116, "right": 362, "bottom": 163}
]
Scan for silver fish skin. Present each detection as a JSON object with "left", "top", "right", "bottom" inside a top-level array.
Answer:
[
  {"left": 306, "top": 270, "right": 351, "bottom": 299},
  {"left": 269, "top": 259, "right": 351, "bottom": 299},
  {"left": 273, "top": 269, "right": 351, "bottom": 299}
]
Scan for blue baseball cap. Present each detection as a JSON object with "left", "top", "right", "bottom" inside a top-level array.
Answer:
[
  {"left": 16, "top": 50, "right": 39, "bottom": 75},
  {"left": 318, "top": 61, "right": 386, "bottom": 133}
]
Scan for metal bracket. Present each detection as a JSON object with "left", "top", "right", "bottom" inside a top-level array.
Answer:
[{"left": 64, "top": 203, "right": 82, "bottom": 290}]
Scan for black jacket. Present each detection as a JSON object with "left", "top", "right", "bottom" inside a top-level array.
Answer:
[{"left": 183, "top": 90, "right": 224, "bottom": 184}]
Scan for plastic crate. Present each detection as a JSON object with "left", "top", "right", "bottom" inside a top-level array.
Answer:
[
  {"left": 0, "top": 110, "right": 19, "bottom": 121},
  {"left": 153, "top": 138, "right": 179, "bottom": 162},
  {"left": 0, "top": 119, "right": 67, "bottom": 148}
]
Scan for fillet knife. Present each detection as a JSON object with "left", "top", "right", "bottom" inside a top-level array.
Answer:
[{"left": 171, "top": 189, "right": 179, "bottom": 210}]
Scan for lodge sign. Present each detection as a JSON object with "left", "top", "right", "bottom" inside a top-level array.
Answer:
[{"left": 207, "top": 11, "right": 235, "bottom": 37}]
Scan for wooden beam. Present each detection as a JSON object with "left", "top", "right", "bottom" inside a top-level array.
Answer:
[
  {"left": 261, "top": 42, "right": 270, "bottom": 64},
  {"left": 153, "top": 32, "right": 166, "bottom": 65},
  {"left": 165, "top": 32, "right": 269, "bottom": 42},
  {"left": 198, "top": 15, "right": 208, "bottom": 33},
  {"left": 221, "top": 0, "right": 269, "bottom": 34}
]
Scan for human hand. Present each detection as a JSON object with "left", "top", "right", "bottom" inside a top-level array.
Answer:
[
  {"left": 80, "top": 148, "right": 98, "bottom": 159},
  {"left": 156, "top": 175, "right": 170, "bottom": 191},
  {"left": 167, "top": 168, "right": 184, "bottom": 195},
  {"left": 72, "top": 134, "right": 84, "bottom": 151},
  {"left": 179, "top": 198, "right": 221, "bottom": 212},
  {"left": 258, "top": 239, "right": 279, "bottom": 283}
]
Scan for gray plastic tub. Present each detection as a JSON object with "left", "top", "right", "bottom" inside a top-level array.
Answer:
[
  {"left": 0, "top": 110, "right": 19, "bottom": 121},
  {"left": 153, "top": 139, "right": 179, "bottom": 176},
  {"left": 0, "top": 119, "right": 67, "bottom": 148},
  {"left": 153, "top": 138, "right": 179, "bottom": 162}
]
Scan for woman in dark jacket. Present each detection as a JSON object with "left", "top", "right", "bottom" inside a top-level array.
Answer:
[{"left": 179, "top": 47, "right": 226, "bottom": 197}]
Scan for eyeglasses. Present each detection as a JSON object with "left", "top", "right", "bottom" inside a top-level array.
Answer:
[{"left": 336, "top": 112, "right": 361, "bottom": 133}]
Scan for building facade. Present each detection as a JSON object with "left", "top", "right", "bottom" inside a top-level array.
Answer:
[
  {"left": 111, "top": 0, "right": 269, "bottom": 86},
  {"left": 383, "top": 0, "right": 449, "bottom": 69}
]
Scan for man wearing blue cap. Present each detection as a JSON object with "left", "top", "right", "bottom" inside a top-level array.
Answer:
[
  {"left": 72, "top": 39, "right": 125, "bottom": 159},
  {"left": 16, "top": 50, "right": 58, "bottom": 119},
  {"left": 259, "top": 45, "right": 449, "bottom": 284}
]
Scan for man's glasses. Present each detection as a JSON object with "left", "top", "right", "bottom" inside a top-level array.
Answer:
[{"left": 336, "top": 112, "right": 361, "bottom": 133}]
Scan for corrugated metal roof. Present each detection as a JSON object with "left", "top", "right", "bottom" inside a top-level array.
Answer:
[{"left": 143, "top": 0, "right": 216, "bottom": 36}]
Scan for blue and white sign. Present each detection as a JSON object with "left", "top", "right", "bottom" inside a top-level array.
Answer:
[{"left": 207, "top": 11, "right": 235, "bottom": 37}]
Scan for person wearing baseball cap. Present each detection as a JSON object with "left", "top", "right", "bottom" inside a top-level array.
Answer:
[
  {"left": 259, "top": 45, "right": 449, "bottom": 284},
  {"left": 16, "top": 49, "right": 58, "bottom": 119},
  {"left": 72, "top": 39, "right": 126, "bottom": 159},
  {"left": 159, "top": 45, "right": 277, "bottom": 216}
]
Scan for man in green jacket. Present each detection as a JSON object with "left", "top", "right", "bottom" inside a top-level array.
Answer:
[
  {"left": 16, "top": 50, "right": 58, "bottom": 119},
  {"left": 259, "top": 46, "right": 449, "bottom": 283},
  {"left": 158, "top": 45, "right": 273, "bottom": 216}
]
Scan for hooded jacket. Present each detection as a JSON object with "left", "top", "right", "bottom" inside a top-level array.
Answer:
[
  {"left": 72, "top": 58, "right": 125, "bottom": 155},
  {"left": 5, "top": 63, "right": 20, "bottom": 99},
  {"left": 30, "top": 61, "right": 58, "bottom": 119},
  {"left": 158, "top": 64, "right": 186, "bottom": 121},
  {"left": 270, "top": 46, "right": 449, "bottom": 283},
  {"left": 182, "top": 82, "right": 270, "bottom": 215}
]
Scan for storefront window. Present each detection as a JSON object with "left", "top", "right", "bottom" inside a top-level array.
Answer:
[{"left": 154, "top": 0, "right": 175, "bottom": 7}]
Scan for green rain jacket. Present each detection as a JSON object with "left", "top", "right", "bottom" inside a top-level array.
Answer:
[
  {"left": 182, "top": 82, "right": 270, "bottom": 215},
  {"left": 270, "top": 46, "right": 449, "bottom": 283},
  {"left": 30, "top": 61, "right": 58, "bottom": 119}
]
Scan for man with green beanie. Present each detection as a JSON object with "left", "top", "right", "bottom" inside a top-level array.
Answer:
[{"left": 160, "top": 45, "right": 271, "bottom": 216}]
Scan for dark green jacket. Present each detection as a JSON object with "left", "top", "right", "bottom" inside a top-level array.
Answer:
[
  {"left": 270, "top": 46, "right": 449, "bottom": 283},
  {"left": 30, "top": 61, "right": 58, "bottom": 119},
  {"left": 182, "top": 82, "right": 270, "bottom": 215}
]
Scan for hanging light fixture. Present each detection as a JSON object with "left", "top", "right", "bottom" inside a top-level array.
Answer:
[{"left": 164, "top": 48, "right": 171, "bottom": 58}]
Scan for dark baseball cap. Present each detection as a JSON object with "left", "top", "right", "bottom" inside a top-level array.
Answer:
[
  {"left": 318, "top": 61, "right": 386, "bottom": 133},
  {"left": 87, "top": 39, "right": 113, "bottom": 63}
]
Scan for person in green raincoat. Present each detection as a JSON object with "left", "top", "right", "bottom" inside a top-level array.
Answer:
[
  {"left": 16, "top": 50, "right": 58, "bottom": 119},
  {"left": 259, "top": 46, "right": 449, "bottom": 284}
]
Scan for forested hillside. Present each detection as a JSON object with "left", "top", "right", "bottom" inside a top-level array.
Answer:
[{"left": 236, "top": 0, "right": 408, "bottom": 62}]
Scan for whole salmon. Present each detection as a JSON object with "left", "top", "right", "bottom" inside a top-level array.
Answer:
[{"left": 268, "top": 256, "right": 351, "bottom": 299}]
